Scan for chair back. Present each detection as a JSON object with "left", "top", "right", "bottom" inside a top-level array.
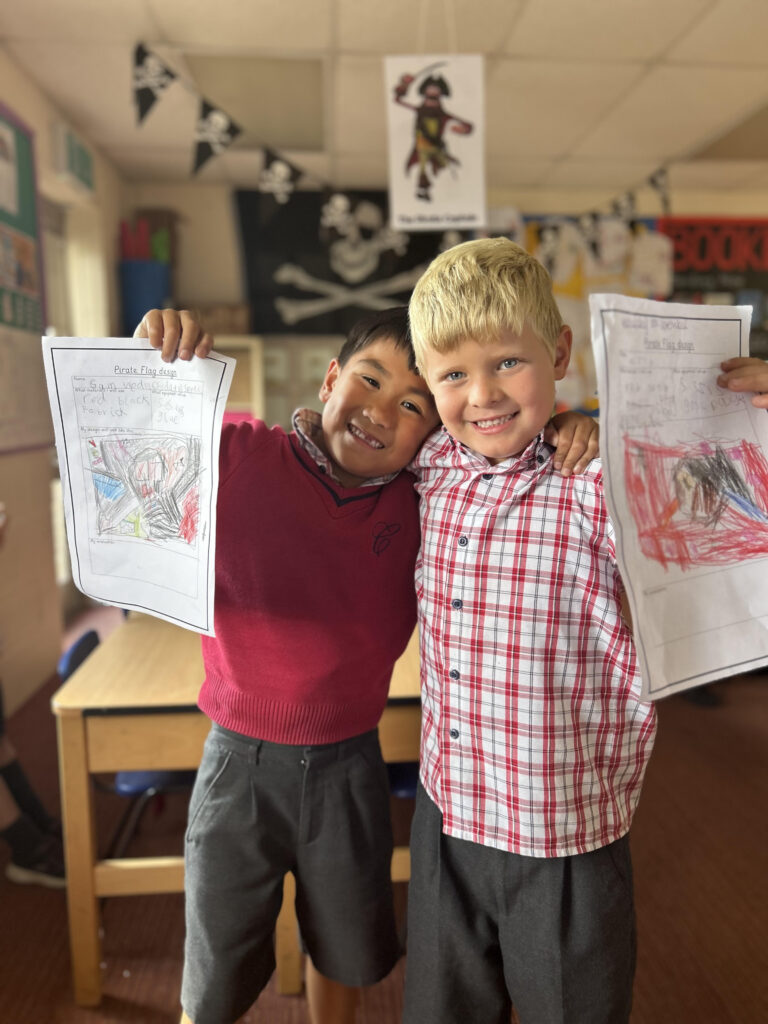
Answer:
[{"left": 57, "top": 629, "right": 100, "bottom": 681}]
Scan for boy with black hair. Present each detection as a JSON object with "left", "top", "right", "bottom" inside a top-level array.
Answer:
[{"left": 137, "top": 304, "right": 598, "bottom": 1024}]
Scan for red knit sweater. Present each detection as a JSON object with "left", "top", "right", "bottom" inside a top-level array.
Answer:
[{"left": 198, "top": 418, "right": 420, "bottom": 744}]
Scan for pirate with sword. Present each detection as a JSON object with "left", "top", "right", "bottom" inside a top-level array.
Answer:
[{"left": 393, "top": 60, "right": 474, "bottom": 202}]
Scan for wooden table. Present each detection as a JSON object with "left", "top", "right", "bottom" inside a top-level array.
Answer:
[{"left": 52, "top": 614, "right": 421, "bottom": 1007}]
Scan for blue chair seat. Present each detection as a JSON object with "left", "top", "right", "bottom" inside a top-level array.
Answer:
[{"left": 386, "top": 761, "right": 419, "bottom": 799}]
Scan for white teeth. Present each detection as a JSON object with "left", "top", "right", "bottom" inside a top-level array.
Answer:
[
  {"left": 349, "top": 423, "right": 384, "bottom": 448},
  {"left": 476, "top": 414, "right": 513, "bottom": 428}
]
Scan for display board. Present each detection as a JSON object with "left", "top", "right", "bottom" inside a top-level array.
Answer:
[{"left": 0, "top": 103, "right": 50, "bottom": 453}]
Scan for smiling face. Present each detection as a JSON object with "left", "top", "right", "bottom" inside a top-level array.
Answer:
[
  {"left": 422, "top": 323, "right": 572, "bottom": 464},
  {"left": 318, "top": 337, "right": 440, "bottom": 487}
]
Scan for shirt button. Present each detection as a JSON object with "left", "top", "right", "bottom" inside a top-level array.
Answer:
[
  {"left": 458, "top": 536, "right": 468, "bottom": 546},
  {"left": 449, "top": 728, "right": 460, "bottom": 739},
  {"left": 482, "top": 473, "right": 492, "bottom": 480},
  {"left": 451, "top": 598, "right": 463, "bottom": 610},
  {"left": 449, "top": 669, "right": 460, "bottom": 679}
]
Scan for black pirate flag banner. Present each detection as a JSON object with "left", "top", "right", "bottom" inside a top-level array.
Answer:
[
  {"left": 258, "top": 147, "right": 304, "bottom": 204},
  {"left": 133, "top": 43, "right": 177, "bottom": 124},
  {"left": 235, "top": 188, "right": 471, "bottom": 334},
  {"left": 192, "top": 99, "right": 242, "bottom": 174}
]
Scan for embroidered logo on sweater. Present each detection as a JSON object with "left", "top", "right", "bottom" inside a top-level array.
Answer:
[{"left": 373, "top": 521, "right": 400, "bottom": 555}]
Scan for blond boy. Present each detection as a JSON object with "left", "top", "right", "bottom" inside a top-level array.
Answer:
[{"left": 403, "top": 238, "right": 657, "bottom": 1024}]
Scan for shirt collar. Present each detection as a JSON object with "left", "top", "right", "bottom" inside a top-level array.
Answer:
[
  {"left": 444, "top": 427, "right": 553, "bottom": 473},
  {"left": 292, "top": 408, "right": 400, "bottom": 488}
]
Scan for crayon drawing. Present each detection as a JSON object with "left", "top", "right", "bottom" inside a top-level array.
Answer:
[
  {"left": 85, "top": 434, "right": 201, "bottom": 546},
  {"left": 624, "top": 436, "right": 768, "bottom": 570}
]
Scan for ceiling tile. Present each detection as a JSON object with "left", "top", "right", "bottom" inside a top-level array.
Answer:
[
  {"left": 5, "top": 40, "right": 199, "bottom": 147},
  {"left": 337, "top": 0, "right": 524, "bottom": 54},
  {"left": 667, "top": 0, "right": 768, "bottom": 64},
  {"left": 543, "top": 158, "right": 660, "bottom": 189},
  {"left": 571, "top": 65, "right": 768, "bottom": 160},
  {"left": 668, "top": 159, "right": 768, "bottom": 189},
  {"left": 333, "top": 57, "right": 388, "bottom": 155},
  {"left": 150, "top": 0, "right": 333, "bottom": 52},
  {"left": 184, "top": 55, "right": 324, "bottom": 150},
  {"left": 486, "top": 58, "right": 645, "bottom": 157},
  {"left": 503, "top": 0, "right": 711, "bottom": 60},
  {"left": 0, "top": 1, "right": 152, "bottom": 41},
  {"left": 486, "top": 157, "right": 560, "bottom": 188}
]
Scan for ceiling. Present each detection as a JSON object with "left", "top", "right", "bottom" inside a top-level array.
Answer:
[{"left": 4, "top": 0, "right": 768, "bottom": 205}]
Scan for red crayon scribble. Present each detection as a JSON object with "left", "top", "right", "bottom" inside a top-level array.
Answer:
[
  {"left": 178, "top": 485, "right": 199, "bottom": 544},
  {"left": 624, "top": 436, "right": 768, "bottom": 570}
]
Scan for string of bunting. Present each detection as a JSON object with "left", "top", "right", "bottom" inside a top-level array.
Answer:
[
  {"left": 539, "top": 167, "right": 671, "bottom": 254},
  {"left": 133, "top": 42, "right": 324, "bottom": 198}
]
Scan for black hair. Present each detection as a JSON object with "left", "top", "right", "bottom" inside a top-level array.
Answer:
[
  {"left": 337, "top": 306, "right": 419, "bottom": 373},
  {"left": 419, "top": 75, "right": 450, "bottom": 98}
]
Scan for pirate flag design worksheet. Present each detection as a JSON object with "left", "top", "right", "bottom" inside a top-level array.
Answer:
[{"left": 590, "top": 293, "right": 768, "bottom": 699}]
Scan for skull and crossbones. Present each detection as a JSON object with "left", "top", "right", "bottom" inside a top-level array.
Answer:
[
  {"left": 195, "top": 109, "right": 235, "bottom": 154},
  {"left": 273, "top": 263, "right": 426, "bottom": 325},
  {"left": 134, "top": 53, "right": 174, "bottom": 93},
  {"left": 272, "top": 195, "right": 415, "bottom": 323},
  {"left": 259, "top": 160, "right": 295, "bottom": 204}
]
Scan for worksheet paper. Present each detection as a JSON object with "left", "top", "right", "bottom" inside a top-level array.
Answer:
[
  {"left": 589, "top": 294, "right": 768, "bottom": 700},
  {"left": 43, "top": 338, "right": 235, "bottom": 636}
]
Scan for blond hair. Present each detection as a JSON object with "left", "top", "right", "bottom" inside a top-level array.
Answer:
[{"left": 408, "top": 237, "right": 563, "bottom": 370}]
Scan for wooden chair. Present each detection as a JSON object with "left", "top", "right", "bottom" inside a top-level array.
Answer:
[{"left": 57, "top": 629, "right": 197, "bottom": 858}]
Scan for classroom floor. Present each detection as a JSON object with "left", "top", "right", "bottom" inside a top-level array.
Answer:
[{"left": 1, "top": 605, "right": 767, "bottom": 1022}]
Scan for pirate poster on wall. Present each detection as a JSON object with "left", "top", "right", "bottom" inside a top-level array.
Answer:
[
  {"left": 384, "top": 55, "right": 485, "bottom": 233},
  {"left": 235, "top": 189, "right": 471, "bottom": 335}
]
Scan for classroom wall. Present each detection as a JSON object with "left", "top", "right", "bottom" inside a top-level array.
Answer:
[
  {"left": 0, "top": 45, "right": 125, "bottom": 714},
  {"left": 124, "top": 179, "right": 768, "bottom": 309}
]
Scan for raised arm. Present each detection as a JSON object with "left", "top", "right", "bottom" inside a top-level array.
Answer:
[{"left": 133, "top": 309, "right": 214, "bottom": 363}]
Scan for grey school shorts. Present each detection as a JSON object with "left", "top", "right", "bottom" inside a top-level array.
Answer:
[
  {"left": 403, "top": 783, "right": 636, "bottom": 1024},
  {"left": 181, "top": 723, "right": 400, "bottom": 1024}
]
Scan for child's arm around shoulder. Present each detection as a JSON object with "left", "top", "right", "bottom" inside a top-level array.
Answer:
[
  {"left": 544, "top": 410, "right": 599, "bottom": 477},
  {"left": 717, "top": 357, "right": 768, "bottom": 408},
  {"left": 133, "top": 308, "right": 214, "bottom": 363}
]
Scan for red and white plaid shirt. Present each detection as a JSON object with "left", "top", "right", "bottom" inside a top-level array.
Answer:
[{"left": 412, "top": 428, "right": 657, "bottom": 857}]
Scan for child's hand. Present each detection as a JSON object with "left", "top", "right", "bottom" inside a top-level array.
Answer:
[
  {"left": 717, "top": 357, "right": 768, "bottom": 409},
  {"left": 545, "top": 411, "right": 599, "bottom": 476},
  {"left": 0, "top": 501, "right": 6, "bottom": 547},
  {"left": 134, "top": 309, "right": 214, "bottom": 363}
]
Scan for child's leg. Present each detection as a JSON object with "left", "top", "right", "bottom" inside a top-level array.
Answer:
[
  {"left": 293, "top": 730, "right": 400, "bottom": 990},
  {"left": 402, "top": 784, "right": 511, "bottom": 1024},
  {"left": 305, "top": 956, "right": 359, "bottom": 1024},
  {"left": 497, "top": 836, "right": 636, "bottom": 1024},
  {"left": 180, "top": 727, "right": 294, "bottom": 1023}
]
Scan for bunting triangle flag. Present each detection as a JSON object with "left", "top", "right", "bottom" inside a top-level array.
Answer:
[
  {"left": 192, "top": 99, "right": 242, "bottom": 174},
  {"left": 258, "top": 147, "right": 304, "bottom": 203},
  {"left": 133, "top": 43, "right": 178, "bottom": 124}
]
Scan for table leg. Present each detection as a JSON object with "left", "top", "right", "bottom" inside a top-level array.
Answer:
[{"left": 56, "top": 712, "right": 102, "bottom": 1006}]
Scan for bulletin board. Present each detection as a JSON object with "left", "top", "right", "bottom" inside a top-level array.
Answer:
[{"left": 0, "top": 103, "right": 50, "bottom": 453}]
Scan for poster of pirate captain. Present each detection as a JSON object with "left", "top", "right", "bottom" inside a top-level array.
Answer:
[{"left": 385, "top": 55, "right": 486, "bottom": 232}]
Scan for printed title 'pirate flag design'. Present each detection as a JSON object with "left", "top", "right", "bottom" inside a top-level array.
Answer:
[
  {"left": 192, "top": 100, "right": 242, "bottom": 175},
  {"left": 258, "top": 148, "right": 304, "bottom": 204},
  {"left": 235, "top": 189, "right": 471, "bottom": 334},
  {"left": 133, "top": 43, "right": 178, "bottom": 124}
]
